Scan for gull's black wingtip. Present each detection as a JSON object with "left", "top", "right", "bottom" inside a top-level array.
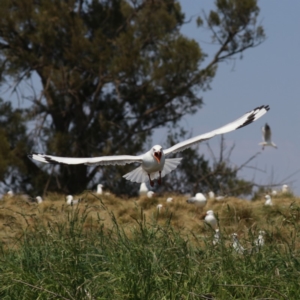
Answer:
[{"left": 237, "top": 105, "right": 270, "bottom": 130}]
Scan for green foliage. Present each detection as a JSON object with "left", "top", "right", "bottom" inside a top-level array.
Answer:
[
  {"left": 0, "top": 204, "right": 300, "bottom": 299},
  {"left": 0, "top": 0, "right": 265, "bottom": 195}
]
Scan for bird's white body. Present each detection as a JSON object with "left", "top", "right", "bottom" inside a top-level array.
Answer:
[
  {"left": 255, "top": 230, "right": 265, "bottom": 250},
  {"left": 208, "top": 191, "right": 215, "bottom": 200},
  {"left": 186, "top": 193, "right": 207, "bottom": 207},
  {"left": 147, "top": 191, "right": 155, "bottom": 198},
  {"left": 213, "top": 229, "right": 220, "bottom": 245},
  {"left": 66, "top": 195, "right": 80, "bottom": 206},
  {"left": 264, "top": 195, "right": 273, "bottom": 206},
  {"left": 259, "top": 123, "right": 277, "bottom": 150},
  {"left": 232, "top": 233, "right": 245, "bottom": 254},
  {"left": 36, "top": 196, "right": 43, "bottom": 204},
  {"left": 166, "top": 197, "right": 173, "bottom": 203},
  {"left": 156, "top": 204, "right": 163, "bottom": 211},
  {"left": 205, "top": 210, "right": 217, "bottom": 228},
  {"left": 271, "top": 190, "right": 277, "bottom": 196},
  {"left": 29, "top": 105, "right": 270, "bottom": 186},
  {"left": 282, "top": 184, "right": 289, "bottom": 193},
  {"left": 96, "top": 184, "right": 103, "bottom": 195},
  {"left": 7, "top": 190, "right": 14, "bottom": 197}
]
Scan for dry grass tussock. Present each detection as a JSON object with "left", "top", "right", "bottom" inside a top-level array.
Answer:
[{"left": 1, "top": 191, "right": 300, "bottom": 249}]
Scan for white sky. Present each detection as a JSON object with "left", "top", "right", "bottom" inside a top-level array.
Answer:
[{"left": 154, "top": 0, "right": 300, "bottom": 195}]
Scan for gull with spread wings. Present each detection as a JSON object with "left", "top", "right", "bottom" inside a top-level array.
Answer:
[
  {"left": 259, "top": 123, "right": 277, "bottom": 150},
  {"left": 29, "top": 105, "right": 269, "bottom": 186}
]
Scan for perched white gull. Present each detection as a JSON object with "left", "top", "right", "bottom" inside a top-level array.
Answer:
[
  {"left": 36, "top": 196, "right": 43, "bottom": 204},
  {"left": 96, "top": 184, "right": 103, "bottom": 195},
  {"left": 282, "top": 184, "right": 289, "bottom": 193},
  {"left": 166, "top": 197, "right": 173, "bottom": 203},
  {"left": 66, "top": 195, "right": 81, "bottom": 206},
  {"left": 139, "top": 182, "right": 149, "bottom": 196},
  {"left": 208, "top": 191, "right": 215, "bottom": 200},
  {"left": 186, "top": 193, "right": 207, "bottom": 207},
  {"left": 213, "top": 229, "right": 220, "bottom": 245},
  {"left": 271, "top": 190, "right": 277, "bottom": 196},
  {"left": 204, "top": 210, "right": 217, "bottom": 228},
  {"left": 156, "top": 204, "right": 163, "bottom": 211},
  {"left": 147, "top": 191, "right": 155, "bottom": 198},
  {"left": 264, "top": 194, "right": 273, "bottom": 206},
  {"left": 28, "top": 105, "right": 270, "bottom": 187},
  {"left": 232, "top": 233, "right": 245, "bottom": 254},
  {"left": 259, "top": 123, "right": 277, "bottom": 150},
  {"left": 255, "top": 230, "right": 265, "bottom": 250}
]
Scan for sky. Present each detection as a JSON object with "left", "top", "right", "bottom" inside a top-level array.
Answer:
[
  {"left": 3, "top": 0, "right": 300, "bottom": 196},
  {"left": 153, "top": 0, "right": 300, "bottom": 196}
]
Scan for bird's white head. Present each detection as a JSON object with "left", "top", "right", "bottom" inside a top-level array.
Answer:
[
  {"left": 152, "top": 145, "right": 163, "bottom": 164},
  {"left": 265, "top": 195, "right": 271, "bottom": 200},
  {"left": 206, "top": 210, "right": 214, "bottom": 216}
]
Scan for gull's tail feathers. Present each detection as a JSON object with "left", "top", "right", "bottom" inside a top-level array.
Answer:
[
  {"left": 123, "top": 166, "right": 148, "bottom": 183},
  {"left": 123, "top": 157, "right": 182, "bottom": 183}
]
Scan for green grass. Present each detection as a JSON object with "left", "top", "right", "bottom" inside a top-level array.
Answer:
[{"left": 1, "top": 193, "right": 300, "bottom": 299}]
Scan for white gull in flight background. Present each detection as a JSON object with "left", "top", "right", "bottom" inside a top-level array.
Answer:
[
  {"left": 29, "top": 105, "right": 270, "bottom": 186},
  {"left": 259, "top": 123, "right": 277, "bottom": 150}
]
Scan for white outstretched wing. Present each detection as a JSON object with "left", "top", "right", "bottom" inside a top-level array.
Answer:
[
  {"left": 28, "top": 153, "right": 143, "bottom": 166},
  {"left": 164, "top": 105, "right": 270, "bottom": 155}
]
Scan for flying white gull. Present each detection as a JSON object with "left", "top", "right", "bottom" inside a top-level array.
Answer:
[
  {"left": 259, "top": 123, "right": 277, "bottom": 150},
  {"left": 186, "top": 193, "right": 207, "bottom": 207},
  {"left": 28, "top": 105, "right": 270, "bottom": 187}
]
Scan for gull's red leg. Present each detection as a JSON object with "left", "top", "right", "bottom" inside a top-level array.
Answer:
[
  {"left": 158, "top": 171, "right": 162, "bottom": 185},
  {"left": 148, "top": 174, "right": 154, "bottom": 187}
]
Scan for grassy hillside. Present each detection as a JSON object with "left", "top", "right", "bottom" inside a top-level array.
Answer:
[{"left": 0, "top": 191, "right": 299, "bottom": 299}]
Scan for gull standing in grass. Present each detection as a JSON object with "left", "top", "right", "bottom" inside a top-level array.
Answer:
[
  {"left": 232, "top": 233, "right": 245, "bottom": 254},
  {"left": 186, "top": 193, "right": 207, "bottom": 207},
  {"left": 36, "top": 196, "right": 43, "bottom": 204},
  {"left": 213, "top": 229, "right": 220, "bottom": 245},
  {"left": 208, "top": 191, "right": 215, "bottom": 200},
  {"left": 259, "top": 123, "right": 277, "bottom": 150},
  {"left": 147, "top": 191, "right": 155, "bottom": 198},
  {"left": 204, "top": 210, "right": 217, "bottom": 228},
  {"left": 29, "top": 105, "right": 270, "bottom": 187},
  {"left": 156, "top": 204, "right": 163, "bottom": 211},
  {"left": 66, "top": 195, "right": 81, "bottom": 206},
  {"left": 166, "top": 197, "right": 173, "bottom": 203},
  {"left": 139, "top": 182, "right": 149, "bottom": 196},
  {"left": 96, "top": 184, "right": 103, "bottom": 195},
  {"left": 282, "top": 184, "right": 289, "bottom": 193},
  {"left": 255, "top": 230, "right": 265, "bottom": 251},
  {"left": 264, "top": 194, "right": 273, "bottom": 206}
]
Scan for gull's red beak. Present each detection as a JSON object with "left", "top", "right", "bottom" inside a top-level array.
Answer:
[{"left": 154, "top": 151, "right": 162, "bottom": 163}]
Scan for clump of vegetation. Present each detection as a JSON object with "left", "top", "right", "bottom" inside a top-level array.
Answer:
[{"left": 0, "top": 192, "right": 300, "bottom": 299}]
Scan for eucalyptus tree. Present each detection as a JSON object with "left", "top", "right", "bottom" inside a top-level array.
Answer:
[{"left": 0, "top": 0, "right": 265, "bottom": 195}]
